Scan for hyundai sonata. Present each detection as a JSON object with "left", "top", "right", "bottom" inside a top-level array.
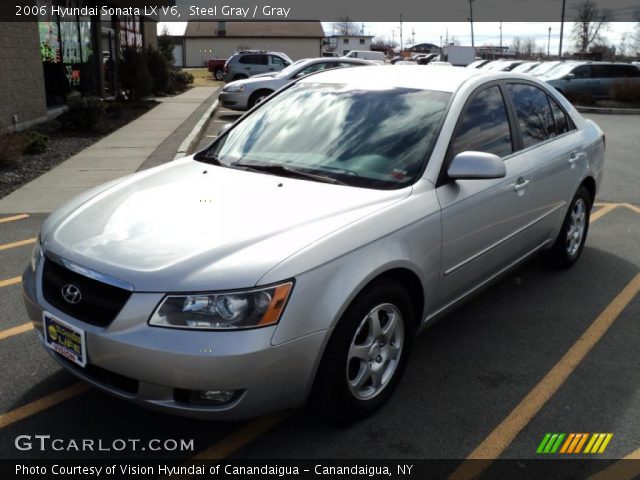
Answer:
[{"left": 23, "top": 66, "right": 604, "bottom": 422}]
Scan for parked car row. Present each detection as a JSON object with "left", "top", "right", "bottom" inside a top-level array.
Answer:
[{"left": 468, "top": 59, "right": 640, "bottom": 101}]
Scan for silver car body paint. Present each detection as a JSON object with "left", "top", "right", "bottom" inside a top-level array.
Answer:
[{"left": 23, "top": 66, "right": 605, "bottom": 419}]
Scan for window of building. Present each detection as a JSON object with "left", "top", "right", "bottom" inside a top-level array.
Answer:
[
  {"left": 360, "top": 38, "right": 365, "bottom": 44},
  {"left": 343, "top": 38, "right": 349, "bottom": 44},
  {"left": 506, "top": 84, "right": 555, "bottom": 149},
  {"left": 451, "top": 86, "right": 513, "bottom": 159}
]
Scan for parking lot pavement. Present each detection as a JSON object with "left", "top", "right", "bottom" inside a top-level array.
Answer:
[
  {"left": 193, "top": 107, "right": 242, "bottom": 153},
  {"left": 0, "top": 114, "right": 638, "bottom": 475}
]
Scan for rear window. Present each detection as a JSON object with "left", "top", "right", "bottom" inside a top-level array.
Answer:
[{"left": 506, "top": 84, "right": 555, "bottom": 149}]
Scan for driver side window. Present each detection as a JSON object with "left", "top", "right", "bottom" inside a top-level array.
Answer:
[{"left": 450, "top": 85, "right": 513, "bottom": 160}]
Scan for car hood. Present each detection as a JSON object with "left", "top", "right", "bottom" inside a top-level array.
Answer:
[{"left": 43, "top": 158, "right": 410, "bottom": 292}]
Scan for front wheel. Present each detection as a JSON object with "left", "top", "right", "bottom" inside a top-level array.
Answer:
[
  {"left": 214, "top": 69, "right": 225, "bottom": 81},
  {"left": 543, "top": 185, "right": 591, "bottom": 268},
  {"left": 248, "top": 90, "right": 273, "bottom": 109},
  {"left": 310, "top": 280, "right": 415, "bottom": 424}
]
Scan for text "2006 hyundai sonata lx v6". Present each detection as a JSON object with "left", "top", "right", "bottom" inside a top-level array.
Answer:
[{"left": 23, "top": 66, "right": 604, "bottom": 423}]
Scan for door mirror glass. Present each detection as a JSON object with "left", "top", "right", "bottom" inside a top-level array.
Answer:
[
  {"left": 448, "top": 151, "right": 506, "bottom": 180},
  {"left": 565, "top": 73, "right": 575, "bottom": 81}
]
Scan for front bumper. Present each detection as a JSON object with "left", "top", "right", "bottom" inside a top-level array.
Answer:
[
  {"left": 22, "top": 265, "right": 328, "bottom": 420},
  {"left": 218, "top": 92, "right": 249, "bottom": 111}
]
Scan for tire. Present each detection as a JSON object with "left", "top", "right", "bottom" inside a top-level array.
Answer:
[
  {"left": 310, "top": 279, "right": 415, "bottom": 425},
  {"left": 543, "top": 185, "right": 591, "bottom": 268},
  {"left": 248, "top": 90, "right": 273, "bottom": 109},
  {"left": 214, "top": 69, "right": 225, "bottom": 81}
]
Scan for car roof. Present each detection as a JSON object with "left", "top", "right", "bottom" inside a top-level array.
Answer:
[{"left": 298, "top": 65, "right": 483, "bottom": 92}]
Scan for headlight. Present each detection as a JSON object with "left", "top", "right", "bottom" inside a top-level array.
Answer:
[
  {"left": 30, "top": 236, "right": 42, "bottom": 272},
  {"left": 223, "top": 83, "right": 246, "bottom": 92},
  {"left": 149, "top": 282, "right": 293, "bottom": 330}
]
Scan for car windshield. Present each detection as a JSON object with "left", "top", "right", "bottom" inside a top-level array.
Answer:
[{"left": 200, "top": 83, "right": 451, "bottom": 189}]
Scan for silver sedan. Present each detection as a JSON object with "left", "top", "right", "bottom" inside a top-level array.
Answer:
[
  {"left": 23, "top": 66, "right": 604, "bottom": 423},
  {"left": 218, "top": 57, "right": 374, "bottom": 111}
]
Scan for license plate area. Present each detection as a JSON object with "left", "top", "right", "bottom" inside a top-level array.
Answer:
[{"left": 43, "top": 312, "right": 86, "bottom": 367}]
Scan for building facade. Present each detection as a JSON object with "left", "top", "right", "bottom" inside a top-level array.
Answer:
[
  {"left": 1, "top": 0, "right": 159, "bottom": 133},
  {"left": 324, "top": 35, "right": 374, "bottom": 56},
  {"left": 180, "top": 21, "right": 325, "bottom": 67}
]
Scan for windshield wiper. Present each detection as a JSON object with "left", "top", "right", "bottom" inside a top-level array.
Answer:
[{"left": 231, "top": 162, "right": 348, "bottom": 185}]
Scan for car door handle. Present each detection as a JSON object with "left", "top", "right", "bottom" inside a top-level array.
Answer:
[
  {"left": 513, "top": 178, "right": 530, "bottom": 192},
  {"left": 569, "top": 152, "right": 585, "bottom": 165}
]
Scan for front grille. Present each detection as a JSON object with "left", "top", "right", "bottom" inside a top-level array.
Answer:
[
  {"left": 42, "top": 257, "right": 132, "bottom": 327},
  {"left": 56, "top": 353, "right": 139, "bottom": 395}
]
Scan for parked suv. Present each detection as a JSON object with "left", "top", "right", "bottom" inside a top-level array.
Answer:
[
  {"left": 545, "top": 62, "right": 640, "bottom": 100},
  {"left": 224, "top": 51, "right": 292, "bottom": 83}
]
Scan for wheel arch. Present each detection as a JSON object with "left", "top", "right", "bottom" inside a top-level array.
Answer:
[{"left": 580, "top": 176, "right": 596, "bottom": 207}]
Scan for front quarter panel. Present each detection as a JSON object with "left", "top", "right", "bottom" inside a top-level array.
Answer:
[{"left": 270, "top": 182, "right": 442, "bottom": 345}]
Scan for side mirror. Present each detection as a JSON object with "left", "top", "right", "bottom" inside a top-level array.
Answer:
[
  {"left": 565, "top": 73, "right": 575, "bottom": 81},
  {"left": 447, "top": 151, "right": 506, "bottom": 180},
  {"left": 218, "top": 123, "right": 232, "bottom": 136}
]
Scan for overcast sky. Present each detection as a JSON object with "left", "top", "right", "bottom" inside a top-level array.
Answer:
[{"left": 158, "top": 21, "right": 637, "bottom": 54}]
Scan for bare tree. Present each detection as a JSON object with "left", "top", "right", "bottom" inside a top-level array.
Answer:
[
  {"left": 511, "top": 36, "right": 522, "bottom": 56},
  {"left": 522, "top": 37, "right": 538, "bottom": 58},
  {"left": 333, "top": 17, "right": 358, "bottom": 36},
  {"left": 571, "top": 0, "right": 609, "bottom": 53},
  {"left": 448, "top": 36, "right": 460, "bottom": 46}
]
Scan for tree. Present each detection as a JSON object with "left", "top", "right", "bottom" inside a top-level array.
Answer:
[
  {"left": 158, "top": 26, "right": 175, "bottom": 65},
  {"left": 571, "top": 0, "right": 609, "bottom": 53},
  {"left": 511, "top": 36, "right": 522, "bottom": 56},
  {"left": 333, "top": 17, "right": 358, "bottom": 36},
  {"left": 522, "top": 37, "right": 538, "bottom": 58}
]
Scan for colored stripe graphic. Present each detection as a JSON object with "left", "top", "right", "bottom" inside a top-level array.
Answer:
[
  {"left": 538, "top": 433, "right": 613, "bottom": 454},
  {"left": 537, "top": 433, "right": 566, "bottom": 454}
]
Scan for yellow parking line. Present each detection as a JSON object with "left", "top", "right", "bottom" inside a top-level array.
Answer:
[
  {"left": 0, "top": 237, "right": 36, "bottom": 252},
  {"left": 622, "top": 203, "right": 640, "bottom": 215},
  {"left": 0, "top": 383, "right": 90, "bottom": 429},
  {"left": 449, "top": 273, "right": 640, "bottom": 480},
  {"left": 588, "top": 447, "right": 640, "bottom": 480},
  {"left": 0, "top": 276, "right": 21, "bottom": 288},
  {"left": 0, "top": 323, "right": 33, "bottom": 340},
  {"left": 590, "top": 204, "right": 619, "bottom": 223},
  {"left": 161, "top": 412, "right": 291, "bottom": 480},
  {"left": 0, "top": 214, "right": 29, "bottom": 224}
]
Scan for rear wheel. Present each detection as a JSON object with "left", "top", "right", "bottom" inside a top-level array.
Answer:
[
  {"left": 248, "top": 90, "right": 273, "bottom": 109},
  {"left": 310, "top": 279, "right": 415, "bottom": 425},
  {"left": 543, "top": 185, "right": 591, "bottom": 268}
]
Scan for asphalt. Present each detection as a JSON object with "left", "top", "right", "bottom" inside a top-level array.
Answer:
[{"left": 0, "top": 113, "right": 638, "bottom": 475}]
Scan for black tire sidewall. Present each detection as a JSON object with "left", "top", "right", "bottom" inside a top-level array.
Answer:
[
  {"left": 312, "top": 280, "right": 415, "bottom": 423},
  {"left": 546, "top": 185, "right": 591, "bottom": 268}
]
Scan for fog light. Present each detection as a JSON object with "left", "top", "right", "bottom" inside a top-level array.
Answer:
[
  {"left": 174, "top": 388, "right": 241, "bottom": 406},
  {"left": 198, "top": 390, "right": 236, "bottom": 404}
]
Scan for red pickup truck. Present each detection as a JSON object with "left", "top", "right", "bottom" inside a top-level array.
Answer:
[{"left": 208, "top": 59, "right": 227, "bottom": 81}]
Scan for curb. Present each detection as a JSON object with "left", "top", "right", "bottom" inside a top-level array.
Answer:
[
  {"left": 173, "top": 92, "right": 220, "bottom": 160},
  {"left": 576, "top": 105, "right": 640, "bottom": 115}
]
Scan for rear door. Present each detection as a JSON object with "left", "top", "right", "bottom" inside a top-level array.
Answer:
[
  {"left": 269, "top": 55, "right": 289, "bottom": 73},
  {"left": 239, "top": 54, "right": 269, "bottom": 76},
  {"left": 504, "top": 82, "right": 583, "bottom": 239}
]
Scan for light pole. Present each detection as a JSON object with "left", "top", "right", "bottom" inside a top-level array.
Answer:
[
  {"left": 559, "top": 0, "right": 566, "bottom": 58},
  {"left": 547, "top": 27, "right": 551, "bottom": 58},
  {"left": 469, "top": 0, "right": 475, "bottom": 48}
]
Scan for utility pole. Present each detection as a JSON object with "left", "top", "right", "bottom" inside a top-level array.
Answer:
[
  {"left": 559, "top": 0, "right": 566, "bottom": 58},
  {"left": 399, "top": 14, "right": 403, "bottom": 52},
  {"left": 469, "top": 0, "right": 475, "bottom": 48},
  {"left": 411, "top": 28, "right": 415, "bottom": 47},
  {"left": 499, "top": 21, "right": 502, "bottom": 49},
  {"left": 547, "top": 27, "right": 551, "bottom": 58}
]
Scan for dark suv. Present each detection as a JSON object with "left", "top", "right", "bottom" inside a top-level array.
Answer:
[
  {"left": 546, "top": 62, "right": 640, "bottom": 99},
  {"left": 224, "top": 50, "right": 292, "bottom": 83}
]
